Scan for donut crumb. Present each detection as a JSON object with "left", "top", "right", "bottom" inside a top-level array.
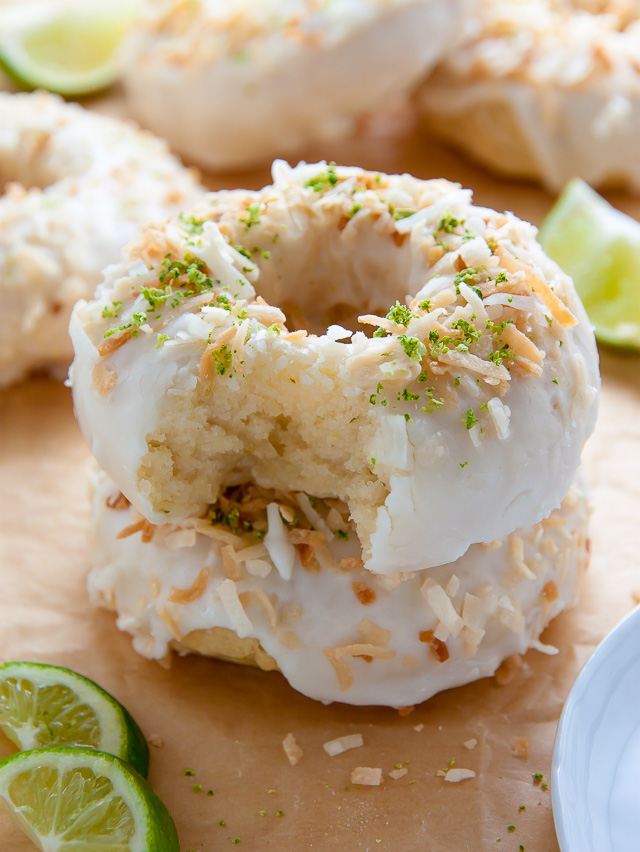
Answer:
[
  {"left": 282, "top": 733, "right": 303, "bottom": 766},
  {"left": 351, "top": 767, "right": 383, "bottom": 786},
  {"left": 323, "top": 734, "right": 364, "bottom": 756}
]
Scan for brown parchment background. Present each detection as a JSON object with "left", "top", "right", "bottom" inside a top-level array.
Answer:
[{"left": 1, "top": 78, "right": 640, "bottom": 852}]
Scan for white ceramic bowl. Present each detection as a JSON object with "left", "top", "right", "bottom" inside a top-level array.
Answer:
[{"left": 553, "top": 605, "right": 640, "bottom": 852}]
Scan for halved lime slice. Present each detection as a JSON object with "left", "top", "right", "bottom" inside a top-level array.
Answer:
[
  {"left": 0, "top": 2, "right": 140, "bottom": 97},
  {"left": 0, "top": 747, "right": 179, "bottom": 851},
  {"left": 0, "top": 662, "right": 149, "bottom": 778},
  {"left": 539, "top": 178, "right": 640, "bottom": 349}
]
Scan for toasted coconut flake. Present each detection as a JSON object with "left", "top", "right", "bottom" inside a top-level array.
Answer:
[
  {"left": 351, "top": 767, "right": 383, "bottom": 786},
  {"left": 116, "top": 519, "right": 155, "bottom": 542},
  {"left": 245, "top": 558, "right": 272, "bottom": 578},
  {"left": 235, "top": 543, "right": 268, "bottom": 562},
  {"left": 357, "top": 314, "right": 403, "bottom": 334},
  {"left": 167, "top": 565, "right": 210, "bottom": 605},
  {"left": 422, "top": 583, "right": 464, "bottom": 638},
  {"left": 218, "top": 579, "right": 253, "bottom": 639},
  {"left": 530, "top": 639, "right": 559, "bottom": 655},
  {"left": 200, "top": 326, "right": 236, "bottom": 383},
  {"left": 438, "top": 349, "right": 510, "bottom": 386},
  {"left": 352, "top": 582, "right": 377, "bottom": 605},
  {"left": 464, "top": 739, "right": 478, "bottom": 751},
  {"left": 289, "top": 529, "right": 328, "bottom": 548},
  {"left": 500, "top": 323, "right": 544, "bottom": 367},
  {"left": 512, "top": 736, "right": 530, "bottom": 758},
  {"left": 487, "top": 397, "right": 511, "bottom": 440},
  {"left": 92, "top": 360, "right": 118, "bottom": 397},
  {"left": 264, "top": 502, "right": 296, "bottom": 580},
  {"left": 497, "top": 248, "right": 577, "bottom": 328},
  {"left": 164, "top": 529, "right": 197, "bottom": 551},
  {"left": 314, "top": 544, "right": 340, "bottom": 573},
  {"left": 295, "top": 542, "right": 320, "bottom": 572},
  {"left": 445, "top": 575, "right": 460, "bottom": 598},
  {"left": 197, "top": 523, "right": 244, "bottom": 545},
  {"left": 461, "top": 625, "right": 486, "bottom": 657},
  {"left": 221, "top": 544, "right": 242, "bottom": 580},
  {"left": 389, "top": 768, "right": 408, "bottom": 780},
  {"left": 98, "top": 329, "right": 132, "bottom": 356},
  {"left": 285, "top": 329, "right": 308, "bottom": 343},
  {"left": 282, "top": 732, "right": 303, "bottom": 767},
  {"left": 341, "top": 556, "right": 364, "bottom": 571},
  {"left": 358, "top": 617, "right": 391, "bottom": 645},
  {"left": 295, "top": 493, "right": 333, "bottom": 538},
  {"left": 495, "top": 653, "right": 523, "bottom": 686},
  {"left": 419, "top": 629, "right": 450, "bottom": 663},
  {"left": 279, "top": 630, "right": 302, "bottom": 649},
  {"left": 323, "top": 734, "right": 364, "bottom": 757},
  {"left": 542, "top": 580, "right": 559, "bottom": 602},
  {"left": 461, "top": 593, "right": 484, "bottom": 631},
  {"left": 246, "top": 587, "right": 278, "bottom": 633},
  {"left": 444, "top": 768, "right": 476, "bottom": 783},
  {"left": 246, "top": 303, "right": 287, "bottom": 327},
  {"left": 106, "top": 492, "right": 130, "bottom": 510},
  {"left": 158, "top": 606, "right": 182, "bottom": 640},
  {"left": 323, "top": 649, "right": 353, "bottom": 692}
]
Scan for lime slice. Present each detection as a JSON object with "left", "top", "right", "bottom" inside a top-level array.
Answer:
[
  {"left": 0, "top": 2, "right": 140, "bottom": 97},
  {"left": 0, "top": 662, "right": 149, "bottom": 778},
  {"left": 0, "top": 747, "right": 179, "bottom": 851},
  {"left": 539, "top": 178, "right": 640, "bottom": 349}
]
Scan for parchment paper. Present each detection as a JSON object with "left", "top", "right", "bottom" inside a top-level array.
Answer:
[{"left": 1, "top": 90, "right": 640, "bottom": 852}]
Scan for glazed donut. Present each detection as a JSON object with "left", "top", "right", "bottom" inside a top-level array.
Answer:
[
  {"left": 89, "top": 469, "right": 591, "bottom": 707},
  {"left": 0, "top": 91, "right": 203, "bottom": 388},
  {"left": 70, "top": 161, "right": 599, "bottom": 574},
  {"left": 122, "top": 0, "right": 469, "bottom": 170},
  {"left": 417, "top": 0, "right": 640, "bottom": 191}
]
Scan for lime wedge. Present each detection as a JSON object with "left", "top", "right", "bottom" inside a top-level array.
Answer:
[
  {"left": 0, "top": 662, "right": 149, "bottom": 778},
  {"left": 0, "top": 2, "right": 140, "bottom": 97},
  {"left": 0, "top": 747, "right": 179, "bottom": 851},
  {"left": 539, "top": 178, "right": 640, "bottom": 349}
]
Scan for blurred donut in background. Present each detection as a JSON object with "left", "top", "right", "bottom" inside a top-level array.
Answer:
[
  {"left": 0, "top": 91, "right": 203, "bottom": 388},
  {"left": 122, "top": 0, "right": 472, "bottom": 170},
  {"left": 417, "top": 0, "right": 640, "bottom": 191}
]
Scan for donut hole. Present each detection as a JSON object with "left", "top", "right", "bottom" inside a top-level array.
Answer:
[{"left": 236, "top": 213, "right": 426, "bottom": 336}]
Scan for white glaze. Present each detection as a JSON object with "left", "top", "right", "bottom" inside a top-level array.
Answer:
[{"left": 89, "top": 470, "right": 591, "bottom": 707}]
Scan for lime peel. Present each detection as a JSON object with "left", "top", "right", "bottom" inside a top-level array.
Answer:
[
  {"left": 0, "top": 661, "right": 149, "bottom": 777},
  {"left": 0, "top": 747, "right": 179, "bottom": 852},
  {"left": 539, "top": 178, "right": 640, "bottom": 350},
  {"left": 0, "top": 1, "right": 140, "bottom": 97}
]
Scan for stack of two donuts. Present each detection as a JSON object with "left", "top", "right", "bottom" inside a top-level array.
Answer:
[{"left": 71, "top": 162, "right": 599, "bottom": 707}]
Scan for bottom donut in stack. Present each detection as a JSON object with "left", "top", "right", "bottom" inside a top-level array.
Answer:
[{"left": 89, "top": 470, "right": 591, "bottom": 707}]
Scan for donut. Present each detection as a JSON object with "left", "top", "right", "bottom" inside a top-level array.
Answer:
[
  {"left": 70, "top": 161, "right": 599, "bottom": 575},
  {"left": 122, "top": 0, "right": 470, "bottom": 170},
  {"left": 0, "top": 91, "right": 203, "bottom": 388},
  {"left": 417, "top": 0, "right": 640, "bottom": 191},
  {"left": 89, "top": 468, "right": 591, "bottom": 706}
]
